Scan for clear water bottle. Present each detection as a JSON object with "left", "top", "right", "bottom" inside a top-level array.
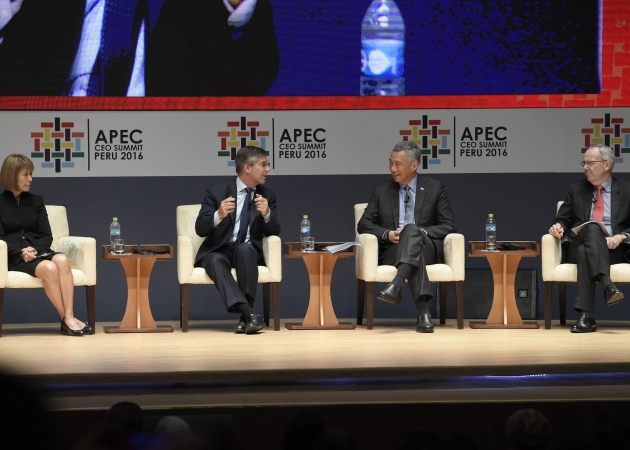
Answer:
[
  {"left": 110, "top": 217, "right": 120, "bottom": 253},
  {"left": 360, "top": 0, "right": 405, "bottom": 96},
  {"left": 486, "top": 214, "right": 496, "bottom": 251},
  {"left": 300, "top": 215, "right": 311, "bottom": 252}
]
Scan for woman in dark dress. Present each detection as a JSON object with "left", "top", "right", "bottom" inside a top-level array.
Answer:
[{"left": 0, "top": 154, "right": 91, "bottom": 336}]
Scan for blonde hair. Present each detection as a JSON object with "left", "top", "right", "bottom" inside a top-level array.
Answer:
[{"left": 1, "top": 154, "right": 34, "bottom": 191}]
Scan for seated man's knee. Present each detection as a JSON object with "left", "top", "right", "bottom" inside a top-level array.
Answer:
[
  {"left": 581, "top": 223, "right": 606, "bottom": 240},
  {"left": 234, "top": 243, "right": 257, "bottom": 258}
]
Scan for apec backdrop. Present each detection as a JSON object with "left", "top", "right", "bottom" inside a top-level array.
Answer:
[{"left": 1, "top": 108, "right": 629, "bottom": 176}]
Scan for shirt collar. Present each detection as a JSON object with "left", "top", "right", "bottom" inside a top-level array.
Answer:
[
  {"left": 400, "top": 174, "right": 418, "bottom": 193},
  {"left": 236, "top": 176, "right": 254, "bottom": 193},
  {"left": 598, "top": 177, "right": 613, "bottom": 192}
]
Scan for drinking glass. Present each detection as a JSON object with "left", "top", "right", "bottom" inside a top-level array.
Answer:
[{"left": 115, "top": 238, "right": 125, "bottom": 254}]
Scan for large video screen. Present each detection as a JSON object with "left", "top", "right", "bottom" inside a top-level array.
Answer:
[{"left": 0, "top": 0, "right": 600, "bottom": 98}]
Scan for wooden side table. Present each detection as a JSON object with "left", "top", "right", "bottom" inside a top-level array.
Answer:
[
  {"left": 102, "top": 245, "right": 174, "bottom": 333},
  {"left": 468, "top": 241, "right": 540, "bottom": 329},
  {"left": 283, "top": 242, "right": 356, "bottom": 330}
]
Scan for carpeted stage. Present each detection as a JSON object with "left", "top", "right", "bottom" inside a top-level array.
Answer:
[{"left": 3, "top": 318, "right": 630, "bottom": 449}]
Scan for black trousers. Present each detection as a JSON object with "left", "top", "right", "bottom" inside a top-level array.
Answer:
[
  {"left": 567, "top": 223, "right": 626, "bottom": 313},
  {"left": 380, "top": 224, "right": 437, "bottom": 302},
  {"left": 199, "top": 242, "right": 259, "bottom": 314}
]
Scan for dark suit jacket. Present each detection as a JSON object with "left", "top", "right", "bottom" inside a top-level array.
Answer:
[
  {"left": 554, "top": 177, "right": 630, "bottom": 250},
  {"left": 357, "top": 175, "right": 456, "bottom": 262},
  {"left": 195, "top": 179, "right": 280, "bottom": 265},
  {"left": 145, "top": 0, "right": 279, "bottom": 96},
  {"left": 0, "top": 190, "right": 53, "bottom": 267}
]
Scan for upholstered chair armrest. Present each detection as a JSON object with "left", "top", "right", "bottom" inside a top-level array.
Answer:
[
  {"left": 541, "top": 234, "right": 562, "bottom": 281},
  {"left": 356, "top": 233, "right": 379, "bottom": 282},
  {"left": 57, "top": 236, "right": 96, "bottom": 285},
  {"left": 177, "top": 236, "right": 195, "bottom": 284},
  {"left": 443, "top": 233, "right": 465, "bottom": 281},
  {"left": 263, "top": 236, "right": 282, "bottom": 282},
  {"left": 0, "top": 240, "right": 7, "bottom": 288}
]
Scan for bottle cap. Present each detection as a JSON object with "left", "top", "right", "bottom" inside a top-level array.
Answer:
[
  {"left": 303, "top": 215, "right": 308, "bottom": 218},
  {"left": 113, "top": 217, "right": 118, "bottom": 221},
  {"left": 488, "top": 214, "right": 493, "bottom": 217}
]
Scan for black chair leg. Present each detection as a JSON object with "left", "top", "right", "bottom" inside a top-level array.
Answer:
[
  {"left": 263, "top": 283, "right": 270, "bottom": 327},
  {"left": 544, "top": 281, "right": 553, "bottom": 329},
  {"left": 0, "top": 288, "right": 4, "bottom": 337},
  {"left": 85, "top": 285, "right": 95, "bottom": 334},
  {"left": 455, "top": 281, "right": 464, "bottom": 329},
  {"left": 559, "top": 282, "right": 567, "bottom": 326},
  {"left": 181, "top": 284, "right": 189, "bottom": 332},
  {"left": 272, "top": 282, "right": 280, "bottom": 331},
  {"left": 357, "top": 279, "right": 365, "bottom": 325},
  {"left": 366, "top": 282, "right": 374, "bottom": 330},
  {"left": 438, "top": 282, "right": 447, "bottom": 325}
]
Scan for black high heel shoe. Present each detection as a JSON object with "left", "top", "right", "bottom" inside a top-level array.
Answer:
[{"left": 60, "top": 318, "right": 85, "bottom": 336}]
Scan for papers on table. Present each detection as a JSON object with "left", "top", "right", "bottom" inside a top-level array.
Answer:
[
  {"left": 325, "top": 242, "right": 361, "bottom": 254},
  {"left": 570, "top": 221, "right": 609, "bottom": 237}
]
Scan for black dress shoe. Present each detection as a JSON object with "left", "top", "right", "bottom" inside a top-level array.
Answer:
[
  {"left": 377, "top": 283, "right": 402, "bottom": 305},
  {"left": 81, "top": 320, "right": 93, "bottom": 335},
  {"left": 244, "top": 313, "right": 265, "bottom": 334},
  {"left": 604, "top": 283, "right": 624, "bottom": 306},
  {"left": 235, "top": 314, "right": 247, "bottom": 334},
  {"left": 416, "top": 313, "right": 434, "bottom": 333},
  {"left": 570, "top": 311, "right": 597, "bottom": 333},
  {"left": 60, "top": 318, "right": 85, "bottom": 337}
]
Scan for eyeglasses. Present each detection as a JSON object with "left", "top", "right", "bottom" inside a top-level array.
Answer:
[{"left": 580, "top": 160, "right": 606, "bottom": 168}]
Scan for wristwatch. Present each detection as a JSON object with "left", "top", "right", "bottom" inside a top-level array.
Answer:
[
  {"left": 621, "top": 234, "right": 629, "bottom": 243},
  {"left": 384, "top": 231, "right": 390, "bottom": 241}
]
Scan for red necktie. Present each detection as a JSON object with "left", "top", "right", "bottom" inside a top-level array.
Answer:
[{"left": 592, "top": 185, "right": 604, "bottom": 222}]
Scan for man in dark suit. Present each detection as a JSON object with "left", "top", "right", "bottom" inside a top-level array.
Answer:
[
  {"left": 549, "top": 143, "right": 630, "bottom": 333},
  {"left": 357, "top": 141, "right": 456, "bottom": 333},
  {"left": 195, "top": 146, "right": 280, "bottom": 334}
]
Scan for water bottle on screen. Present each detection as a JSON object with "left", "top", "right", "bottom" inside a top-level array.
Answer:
[
  {"left": 300, "top": 215, "right": 311, "bottom": 252},
  {"left": 486, "top": 214, "right": 496, "bottom": 251},
  {"left": 360, "top": 0, "right": 405, "bottom": 96},
  {"left": 110, "top": 217, "right": 120, "bottom": 253}
]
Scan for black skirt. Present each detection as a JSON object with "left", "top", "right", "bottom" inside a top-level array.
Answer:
[{"left": 9, "top": 252, "right": 62, "bottom": 277}]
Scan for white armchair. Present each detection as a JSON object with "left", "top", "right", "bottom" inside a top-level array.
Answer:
[
  {"left": 542, "top": 201, "right": 630, "bottom": 329},
  {"left": 354, "top": 203, "right": 465, "bottom": 329},
  {"left": 0, "top": 205, "right": 96, "bottom": 336},
  {"left": 176, "top": 204, "right": 282, "bottom": 331}
]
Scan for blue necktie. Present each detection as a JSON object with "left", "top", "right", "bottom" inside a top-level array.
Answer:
[
  {"left": 237, "top": 188, "right": 253, "bottom": 243},
  {"left": 403, "top": 185, "right": 414, "bottom": 225}
]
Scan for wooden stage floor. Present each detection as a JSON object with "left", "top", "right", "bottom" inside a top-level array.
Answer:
[{"left": 2, "top": 318, "right": 630, "bottom": 411}]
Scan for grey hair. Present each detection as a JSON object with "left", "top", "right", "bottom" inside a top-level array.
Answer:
[
  {"left": 587, "top": 143, "right": 615, "bottom": 171},
  {"left": 392, "top": 141, "right": 421, "bottom": 164},
  {"left": 235, "top": 146, "right": 266, "bottom": 174}
]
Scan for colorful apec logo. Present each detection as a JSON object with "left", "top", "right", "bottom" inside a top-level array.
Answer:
[
  {"left": 30, "top": 118, "right": 85, "bottom": 172},
  {"left": 399, "top": 115, "right": 451, "bottom": 169},
  {"left": 581, "top": 113, "right": 629, "bottom": 163},
  {"left": 217, "top": 117, "right": 269, "bottom": 167}
]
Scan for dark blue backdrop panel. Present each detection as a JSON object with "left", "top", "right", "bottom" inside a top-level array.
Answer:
[{"left": 268, "top": 0, "right": 600, "bottom": 96}]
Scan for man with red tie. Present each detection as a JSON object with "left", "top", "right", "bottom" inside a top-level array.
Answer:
[{"left": 549, "top": 144, "right": 630, "bottom": 333}]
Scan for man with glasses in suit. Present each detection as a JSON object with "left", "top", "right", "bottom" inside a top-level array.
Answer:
[{"left": 549, "top": 144, "right": 630, "bottom": 332}]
